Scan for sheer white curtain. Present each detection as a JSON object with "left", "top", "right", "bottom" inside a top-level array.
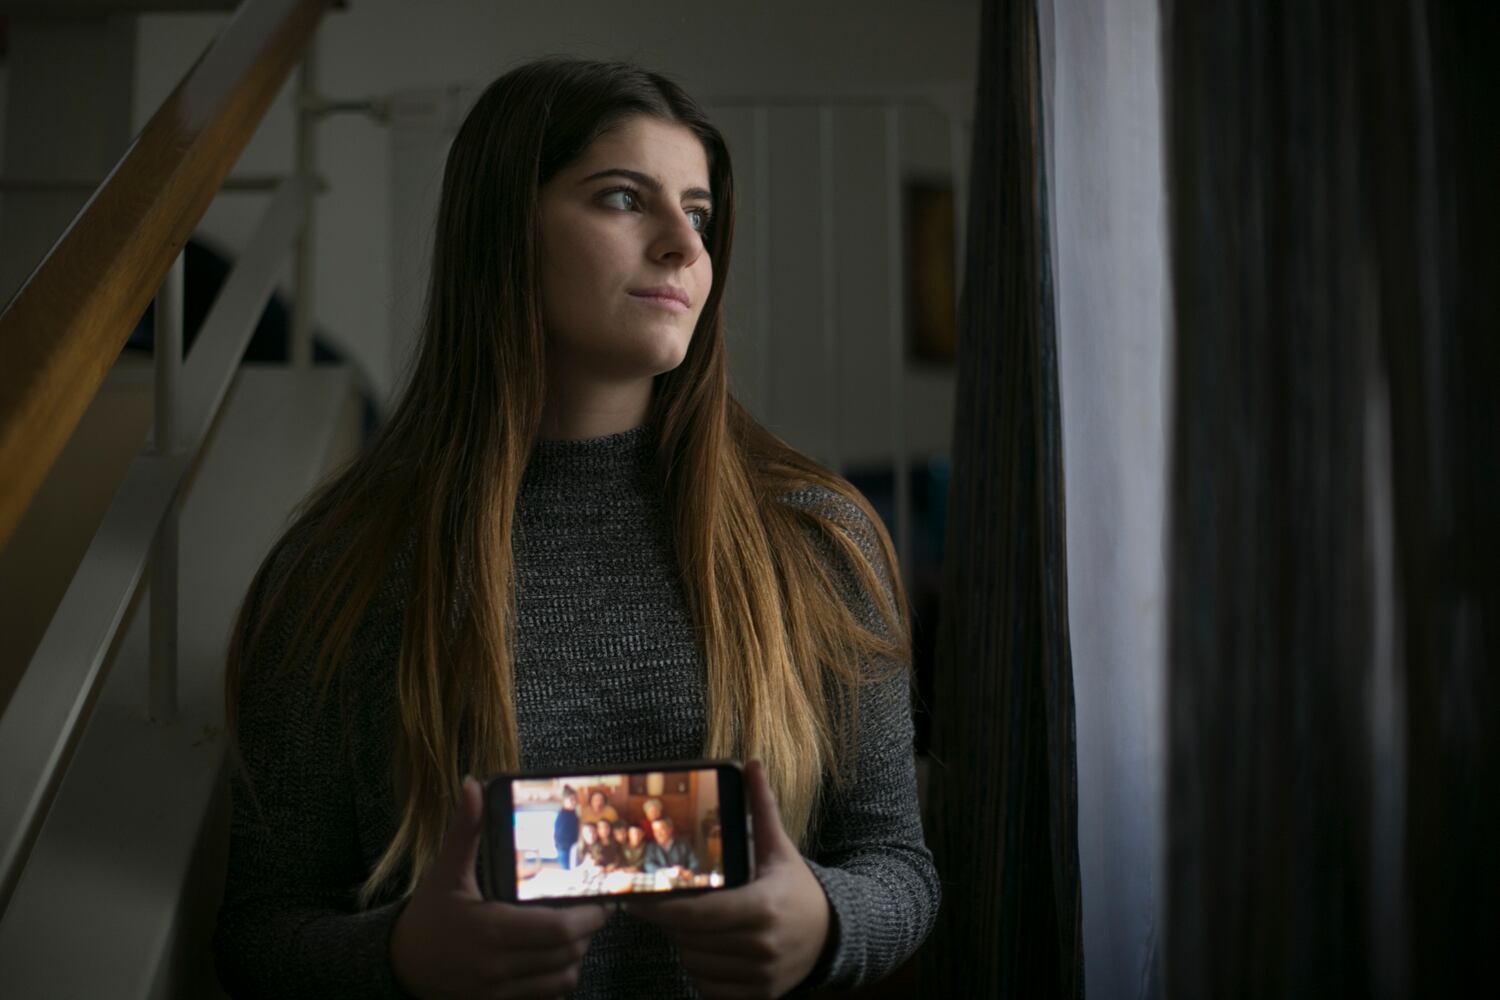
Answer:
[{"left": 1039, "top": 1, "right": 1169, "bottom": 997}]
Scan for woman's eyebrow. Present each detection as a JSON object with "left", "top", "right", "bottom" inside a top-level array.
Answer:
[{"left": 577, "top": 167, "right": 713, "bottom": 204}]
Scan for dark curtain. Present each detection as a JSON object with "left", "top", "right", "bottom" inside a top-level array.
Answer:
[
  {"left": 1163, "top": 3, "right": 1375, "bottom": 994},
  {"left": 1370, "top": 2, "right": 1500, "bottom": 993},
  {"left": 921, "top": 0, "right": 1084, "bottom": 996},
  {"left": 1163, "top": 1, "right": 1498, "bottom": 996}
]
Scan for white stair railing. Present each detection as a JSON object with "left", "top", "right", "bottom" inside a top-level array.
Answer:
[{"left": 0, "top": 174, "right": 311, "bottom": 916}]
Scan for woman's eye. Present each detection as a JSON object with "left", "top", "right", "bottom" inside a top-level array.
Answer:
[
  {"left": 686, "top": 207, "right": 712, "bottom": 233},
  {"left": 600, "top": 189, "right": 639, "bottom": 211}
]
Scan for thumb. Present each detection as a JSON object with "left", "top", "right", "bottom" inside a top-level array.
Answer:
[
  {"left": 746, "top": 759, "right": 796, "bottom": 874},
  {"left": 429, "top": 775, "right": 484, "bottom": 897}
]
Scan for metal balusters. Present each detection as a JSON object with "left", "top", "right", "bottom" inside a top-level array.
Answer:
[
  {"left": 292, "top": 40, "right": 318, "bottom": 369},
  {"left": 148, "top": 251, "right": 183, "bottom": 723}
]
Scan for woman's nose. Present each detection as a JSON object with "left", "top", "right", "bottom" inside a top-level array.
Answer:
[{"left": 651, "top": 209, "right": 705, "bottom": 267}]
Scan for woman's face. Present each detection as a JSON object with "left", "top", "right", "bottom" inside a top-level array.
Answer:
[{"left": 537, "top": 115, "right": 714, "bottom": 386}]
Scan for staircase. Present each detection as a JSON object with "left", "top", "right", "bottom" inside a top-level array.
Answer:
[{"left": 0, "top": 2, "right": 346, "bottom": 994}]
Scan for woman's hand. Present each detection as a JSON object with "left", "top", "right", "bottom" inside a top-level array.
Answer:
[
  {"left": 628, "top": 761, "right": 832, "bottom": 999},
  {"left": 390, "top": 777, "right": 609, "bottom": 999}
]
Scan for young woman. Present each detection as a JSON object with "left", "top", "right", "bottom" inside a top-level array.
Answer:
[{"left": 213, "top": 58, "right": 938, "bottom": 999}]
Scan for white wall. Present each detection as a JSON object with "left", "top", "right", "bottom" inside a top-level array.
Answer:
[
  {"left": 0, "top": 14, "right": 137, "bottom": 305},
  {"left": 1042, "top": 0, "right": 1169, "bottom": 997},
  {"left": 133, "top": 1, "right": 979, "bottom": 470}
]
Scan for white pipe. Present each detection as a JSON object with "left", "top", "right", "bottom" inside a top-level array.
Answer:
[
  {"left": 153, "top": 253, "right": 183, "bottom": 455},
  {"left": 753, "top": 107, "right": 771, "bottom": 423},
  {"left": 819, "top": 107, "right": 840, "bottom": 472},
  {"left": 148, "top": 500, "right": 180, "bottom": 724},
  {"left": 292, "top": 36, "right": 318, "bottom": 369},
  {"left": 884, "top": 105, "right": 912, "bottom": 581}
]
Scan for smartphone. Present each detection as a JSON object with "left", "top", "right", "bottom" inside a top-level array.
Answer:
[{"left": 479, "top": 759, "right": 752, "bottom": 904}]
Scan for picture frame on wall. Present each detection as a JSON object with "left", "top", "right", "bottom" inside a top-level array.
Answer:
[{"left": 905, "top": 178, "right": 958, "bottom": 364}]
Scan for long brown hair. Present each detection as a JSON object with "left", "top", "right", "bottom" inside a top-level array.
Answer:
[{"left": 225, "top": 58, "right": 910, "bottom": 904}]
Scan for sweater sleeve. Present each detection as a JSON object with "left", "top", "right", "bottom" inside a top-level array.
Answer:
[
  {"left": 783, "top": 488, "right": 941, "bottom": 990},
  {"left": 212, "top": 558, "right": 410, "bottom": 999}
]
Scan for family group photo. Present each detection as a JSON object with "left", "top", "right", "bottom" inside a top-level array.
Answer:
[{"left": 511, "top": 771, "right": 725, "bottom": 901}]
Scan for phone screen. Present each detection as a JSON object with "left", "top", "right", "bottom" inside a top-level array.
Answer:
[{"left": 483, "top": 762, "right": 747, "bottom": 903}]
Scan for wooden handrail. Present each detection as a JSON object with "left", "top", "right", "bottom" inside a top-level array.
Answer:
[{"left": 0, "top": 0, "right": 337, "bottom": 553}]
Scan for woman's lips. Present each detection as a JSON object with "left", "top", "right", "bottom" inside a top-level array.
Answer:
[{"left": 628, "top": 290, "right": 691, "bottom": 313}]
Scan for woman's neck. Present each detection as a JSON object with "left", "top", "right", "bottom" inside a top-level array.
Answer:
[{"left": 539, "top": 370, "right": 652, "bottom": 441}]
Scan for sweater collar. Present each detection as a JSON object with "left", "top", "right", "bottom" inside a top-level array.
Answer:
[{"left": 524, "top": 422, "right": 656, "bottom": 486}]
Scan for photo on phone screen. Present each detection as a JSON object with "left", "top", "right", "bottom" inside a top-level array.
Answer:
[{"left": 481, "top": 762, "right": 748, "bottom": 903}]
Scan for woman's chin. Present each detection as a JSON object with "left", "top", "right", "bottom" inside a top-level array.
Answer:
[
  {"left": 628, "top": 337, "right": 693, "bottom": 378},
  {"left": 549, "top": 332, "right": 692, "bottom": 382}
]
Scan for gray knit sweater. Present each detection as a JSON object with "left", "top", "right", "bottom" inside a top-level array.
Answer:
[{"left": 213, "top": 425, "right": 938, "bottom": 997}]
